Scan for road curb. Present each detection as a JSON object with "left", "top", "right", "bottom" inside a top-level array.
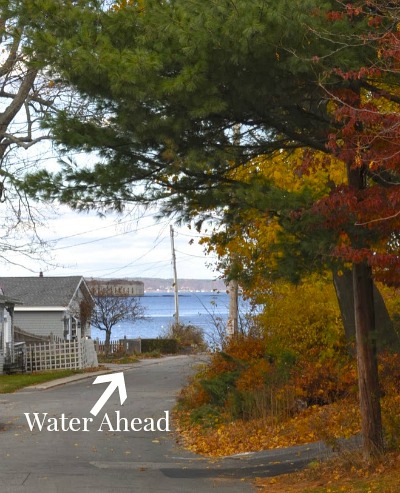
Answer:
[
  {"left": 21, "top": 367, "right": 116, "bottom": 391},
  {"left": 20, "top": 355, "right": 193, "bottom": 391}
]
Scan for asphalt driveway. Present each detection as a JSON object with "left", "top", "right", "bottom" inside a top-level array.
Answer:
[{"left": 0, "top": 355, "right": 324, "bottom": 493}]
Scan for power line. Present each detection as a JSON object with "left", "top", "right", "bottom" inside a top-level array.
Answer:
[
  {"left": 51, "top": 228, "right": 137, "bottom": 250},
  {"left": 100, "top": 235, "right": 168, "bottom": 277},
  {"left": 49, "top": 212, "right": 164, "bottom": 242},
  {"left": 50, "top": 217, "right": 135, "bottom": 242},
  {"left": 174, "top": 231, "right": 205, "bottom": 239},
  {"left": 175, "top": 249, "right": 216, "bottom": 260}
]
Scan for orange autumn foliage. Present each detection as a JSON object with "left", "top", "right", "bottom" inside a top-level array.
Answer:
[
  {"left": 235, "top": 359, "right": 272, "bottom": 392},
  {"left": 287, "top": 357, "right": 358, "bottom": 406},
  {"left": 175, "top": 398, "right": 361, "bottom": 457},
  {"left": 176, "top": 331, "right": 400, "bottom": 457},
  {"left": 202, "top": 335, "right": 268, "bottom": 379}
]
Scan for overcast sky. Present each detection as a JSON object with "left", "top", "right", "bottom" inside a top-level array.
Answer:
[
  {"left": 0, "top": 127, "right": 222, "bottom": 280},
  {"left": 1, "top": 204, "right": 219, "bottom": 280}
]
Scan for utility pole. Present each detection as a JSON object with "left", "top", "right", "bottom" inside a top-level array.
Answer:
[
  {"left": 226, "top": 124, "right": 240, "bottom": 338},
  {"left": 226, "top": 278, "right": 239, "bottom": 337},
  {"left": 170, "top": 225, "right": 180, "bottom": 326}
]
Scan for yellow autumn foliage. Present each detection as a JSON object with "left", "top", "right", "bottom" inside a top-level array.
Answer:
[
  {"left": 229, "top": 148, "right": 347, "bottom": 193},
  {"left": 256, "top": 273, "right": 345, "bottom": 358},
  {"left": 202, "top": 148, "right": 347, "bottom": 288}
]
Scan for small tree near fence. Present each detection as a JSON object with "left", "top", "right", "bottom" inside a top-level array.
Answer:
[{"left": 89, "top": 282, "right": 145, "bottom": 355}]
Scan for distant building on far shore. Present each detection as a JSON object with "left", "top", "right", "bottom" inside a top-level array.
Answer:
[
  {"left": 86, "top": 278, "right": 144, "bottom": 297},
  {"left": 136, "top": 278, "right": 226, "bottom": 293}
]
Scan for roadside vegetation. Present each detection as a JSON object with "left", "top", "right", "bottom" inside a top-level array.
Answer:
[
  {"left": 255, "top": 451, "right": 400, "bottom": 493},
  {"left": 161, "top": 323, "right": 207, "bottom": 353},
  {"left": 174, "top": 276, "right": 400, "bottom": 489},
  {"left": 97, "top": 353, "right": 141, "bottom": 364},
  {"left": 97, "top": 323, "right": 207, "bottom": 364}
]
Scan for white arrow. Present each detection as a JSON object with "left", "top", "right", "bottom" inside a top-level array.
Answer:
[{"left": 90, "top": 372, "right": 127, "bottom": 417}]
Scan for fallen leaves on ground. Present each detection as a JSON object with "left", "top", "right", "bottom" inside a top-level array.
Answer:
[
  {"left": 255, "top": 452, "right": 400, "bottom": 493},
  {"left": 174, "top": 398, "right": 361, "bottom": 457}
]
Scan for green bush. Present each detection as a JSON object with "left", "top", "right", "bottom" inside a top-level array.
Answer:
[
  {"left": 162, "top": 323, "right": 207, "bottom": 351},
  {"left": 190, "top": 404, "right": 221, "bottom": 428},
  {"left": 200, "top": 370, "right": 239, "bottom": 407},
  {"left": 141, "top": 338, "right": 179, "bottom": 354}
]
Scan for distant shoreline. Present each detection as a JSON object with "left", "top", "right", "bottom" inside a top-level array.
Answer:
[
  {"left": 143, "top": 289, "right": 227, "bottom": 294},
  {"left": 137, "top": 277, "right": 226, "bottom": 293}
]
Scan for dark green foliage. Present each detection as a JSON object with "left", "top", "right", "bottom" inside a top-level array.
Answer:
[
  {"left": 195, "top": 349, "right": 297, "bottom": 421},
  {"left": 19, "top": 0, "right": 380, "bottom": 218},
  {"left": 200, "top": 371, "right": 239, "bottom": 407},
  {"left": 17, "top": 0, "right": 387, "bottom": 287},
  {"left": 141, "top": 338, "right": 179, "bottom": 354},
  {"left": 162, "top": 323, "right": 207, "bottom": 350},
  {"left": 189, "top": 404, "right": 221, "bottom": 428}
]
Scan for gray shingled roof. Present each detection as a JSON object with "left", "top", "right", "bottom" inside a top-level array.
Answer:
[
  {"left": 0, "top": 276, "right": 84, "bottom": 307},
  {"left": 0, "top": 294, "right": 21, "bottom": 306}
]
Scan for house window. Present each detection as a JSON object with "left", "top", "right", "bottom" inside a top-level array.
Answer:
[{"left": 71, "top": 317, "right": 81, "bottom": 341}]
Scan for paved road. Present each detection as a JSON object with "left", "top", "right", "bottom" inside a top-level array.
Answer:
[{"left": 0, "top": 356, "right": 321, "bottom": 493}]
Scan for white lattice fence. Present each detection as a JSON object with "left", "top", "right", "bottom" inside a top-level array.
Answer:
[
  {"left": 81, "top": 339, "right": 98, "bottom": 368},
  {"left": 26, "top": 339, "right": 97, "bottom": 371}
]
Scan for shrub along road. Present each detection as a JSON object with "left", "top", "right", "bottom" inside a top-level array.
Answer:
[{"left": 0, "top": 355, "right": 323, "bottom": 493}]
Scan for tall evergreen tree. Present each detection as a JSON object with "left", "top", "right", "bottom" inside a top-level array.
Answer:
[{"left": 20, "top": 0, "right": 400, "bottom": 459}]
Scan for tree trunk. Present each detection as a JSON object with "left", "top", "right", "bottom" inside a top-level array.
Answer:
[
  {"left": 332, "top": 267, "right": 357, "bottom": 344},
  {"left": 353, "top": 261, "right": 384, "bottom": 459},
  {"left": 333, "top": 267, "right": 398, "bottom": 352},
  {"left": 104, "top": 329, "right": 111, "bottom": 356},
  {"left": 347, "top": 162, "right": 385, "bottom": 460}
]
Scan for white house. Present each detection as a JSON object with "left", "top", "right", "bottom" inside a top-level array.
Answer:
[
  {"left": 0, "top": 276, "right": 94, "bottom": 341},
  {"left": 0, "top": 289, "right": 21, "bottom": 373}
]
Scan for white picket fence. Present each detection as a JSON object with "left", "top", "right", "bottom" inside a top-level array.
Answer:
[
  {"left": 25, "top": 339, "right": 98, "bottom": 372},
  {"left": 94, "top": 340, "right": 123, "bottom": 355}
]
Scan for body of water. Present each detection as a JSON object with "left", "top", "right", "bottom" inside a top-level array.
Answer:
[{"left": 90, "top": 291, "right": 232, "bottom": 344}]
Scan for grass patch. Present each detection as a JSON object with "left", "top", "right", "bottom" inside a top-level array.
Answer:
[
  {"left": 0, "top": 370, "right": 84, "bottom": 394},
  {"left": 139, "top": 350, "right": 162, "bottom": 359},
  {"left": 97, "top": 353, "right": 140, "bottom": 364}
]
